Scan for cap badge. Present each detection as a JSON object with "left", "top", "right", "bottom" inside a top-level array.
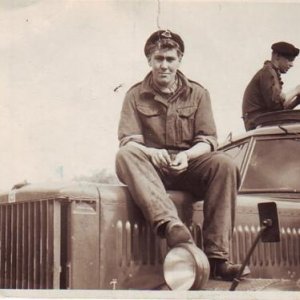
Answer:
[{"left": 161, "top": 30, "right": 172, "bottom": 38}]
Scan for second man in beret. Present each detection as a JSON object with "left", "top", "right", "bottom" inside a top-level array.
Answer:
[{"left": 242, "top": 41, "right": 300, "bottom": 131}]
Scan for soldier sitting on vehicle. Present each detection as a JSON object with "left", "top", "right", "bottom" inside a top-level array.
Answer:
[
  {"left": 242, "top": 41, "right": 300, "bottom": 131},
  {"left": 115, "top": 29, "right": 250, "bottom": 281}
]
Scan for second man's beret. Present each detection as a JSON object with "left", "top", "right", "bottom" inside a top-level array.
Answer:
[{"left": 271, "top": 41, "right": 299, "bottom": 58}]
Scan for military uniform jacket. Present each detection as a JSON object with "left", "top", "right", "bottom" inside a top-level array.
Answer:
[
  {"left": 242, "top": 61, "right": 285, "bottom": 130},
  {"left": 118, "top": 70, "right": 218, "bottom": 151}
]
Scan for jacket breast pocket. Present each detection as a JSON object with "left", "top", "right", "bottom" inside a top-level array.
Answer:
[
  {"left": 176, "top": 106, "right": 197, "bottom": 143},
  {"left": 137, "top": 105, "right": 164, "bottom": 136},
  {"left": 137, "top": 105, "right": 162, "bottom": 117}
]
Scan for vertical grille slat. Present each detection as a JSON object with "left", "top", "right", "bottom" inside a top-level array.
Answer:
[
  {"left": 295, "top": 228, "right": 300, "bottom": 266},
  {"left": 33, "top": 202, "right": 40, "bottom": 288},
  {"left": 281, "top": 228, "right": 287, "bottom": 266},
  {"left": 125, "top": 221, "right": 131, "bottom": 266},
  {"left": 291, "top": 228, "right": 298, "bottom": 266},
  {"left": 231, "top": 227, "right": 238, "bottom": 263},
  {"left": 132, "top": 223, "right": 139, "bottom": 262},
  {"left": 286, "top": 227, "right": 293, "bottom": 266},
  {"left": 49, "top": 201, "right": 60, "bottom": 289},
  {"left": 250, "top": 226, "right": 257, "bottom": 267},
  {"left": 40, "top": 201, "right": 47, "bottom": 288},
  {"left": 28, "top": 202, "right": 34, "bottom": 289},
  {"left": 11, "top": 205, "right": 17, "bottom": 288},
  {"left": 46, "top": 200, "right": 54, "bottom": 288},
  {"left": 16, "top": 204, "right": 22, "bottom": 288},
  {"left": 5, "top": 206, "right": 11, "bottom": 288},
  {"left": 22, "top": 203, "right": 29, "bottom": 288},
  {"left": 116, "top": 220, "right": 123, "bottom": 267}
]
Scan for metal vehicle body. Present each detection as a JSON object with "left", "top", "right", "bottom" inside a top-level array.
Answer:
[
  {"left": 218, "top": 111, "right": 300, "bottom": 286},
  {"left": 0, "top": 111, "right": 299, "bottom": 291}
]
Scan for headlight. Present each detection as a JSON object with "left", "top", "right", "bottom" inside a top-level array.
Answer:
[{"left": 163, "top": 243, "right": 210, "bottom": 290}]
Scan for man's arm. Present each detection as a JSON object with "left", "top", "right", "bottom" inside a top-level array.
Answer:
[
  {"left": 118, "top": 89, "right": 145, "bottom": 146},
  {"left": 118, "top": 88, "right": 173, "bottom": 169},
  {"left": 184, "top": 141, "right": 211, "bottom": 160},
  {"left": 260, "top": 68, "right": 285, "bottom": 110}
]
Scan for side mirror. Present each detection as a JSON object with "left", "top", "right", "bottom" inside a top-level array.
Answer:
[{"left": 258, "top": 202, "right": 280, "bottom": 242}]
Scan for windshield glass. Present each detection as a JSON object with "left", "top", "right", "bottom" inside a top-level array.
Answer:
[{"left": 242, "top": 138, "right": 300, "bottom": 192}]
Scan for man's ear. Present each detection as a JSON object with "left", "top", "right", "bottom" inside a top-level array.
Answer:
[{"left": 147, "top": 56, "right": 152, "bottom": 67}]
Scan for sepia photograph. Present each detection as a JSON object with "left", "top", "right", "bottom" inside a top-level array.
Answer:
[{"left": 0, "top": 0, "right": 300, "bottom": 299}]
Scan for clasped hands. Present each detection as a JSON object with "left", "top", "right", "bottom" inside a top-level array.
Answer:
[{"left": 148, "top": 148, "right": 188, "bottom": 175}]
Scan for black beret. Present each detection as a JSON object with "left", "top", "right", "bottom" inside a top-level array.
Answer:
[
  {"left": 144, "top": 29, "right": 184, "bottom": 57},
  {"left": 271, "top": 41, "right": 299, "bottom": 58}
]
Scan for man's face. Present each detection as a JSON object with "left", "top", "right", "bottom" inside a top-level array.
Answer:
[
  {"left": 148, "top": 48, "right": 181, "bottom": 88},
  {"left": 277, "top": 55, "right": 294, "bottom": 74}
]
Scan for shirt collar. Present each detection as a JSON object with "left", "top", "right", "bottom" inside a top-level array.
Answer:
[
  {"left": 264, "top": 60, "right": 283, "bottom": 85},
  {"left": 140, "top": 70, "right": 192, "bottom": 97},
  {"left": 264, "top": 60, "right": 280, "bottom": 73}
]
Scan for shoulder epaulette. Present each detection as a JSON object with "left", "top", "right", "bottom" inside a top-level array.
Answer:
[
  {"left": 188, "top": 79, "right": 206, "bottom": 89},
  {"left": 127, "top": 81, "right": 143, "bottom": 92}
]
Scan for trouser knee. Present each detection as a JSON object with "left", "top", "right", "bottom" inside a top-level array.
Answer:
[
  {"left": 210, "top": 152, "right": 240, "bottom": 182},
  {"left": 115, "top": 144, "right": 149, "bottom": 182}
]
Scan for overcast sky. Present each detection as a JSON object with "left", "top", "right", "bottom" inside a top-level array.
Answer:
[{"left": 1, "top": 0, "right": 300, "bottom": 190}]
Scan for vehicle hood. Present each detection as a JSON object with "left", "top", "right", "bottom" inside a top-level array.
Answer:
[{"left": 237, "top": 193, "right": 300, "bottom": 207}]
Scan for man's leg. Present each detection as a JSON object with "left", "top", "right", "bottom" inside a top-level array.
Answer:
[
  {"left": 173, "top": 151, "right": 249, "bottom": 280},
  {"left": 115, "top": 144, "right": 193, "bottom": 246}
]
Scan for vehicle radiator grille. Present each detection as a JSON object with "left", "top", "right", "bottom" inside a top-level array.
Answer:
[
  {"left": 230, "top": 225, "right": 300, "bottom": 279},
  {"left": 115, "top": 221, "right": 165, "bottom": 267},
  {"left": 115, "top": 221, "right": 203, "bottom": 267},
  {"left": 0, "top": 200, "right": 61, "bottom": 289}
]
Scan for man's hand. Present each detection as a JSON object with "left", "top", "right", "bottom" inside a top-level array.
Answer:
[
  {"left": 148, "top": 148, "right": 172, "bottom": 169},
  {"left": 168, "top": 152, "right": 189, "bottom": 175}
]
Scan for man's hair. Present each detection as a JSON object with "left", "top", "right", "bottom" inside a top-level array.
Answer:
[{"left": 145, "top": 38, "right": 183, "bottom": 59}]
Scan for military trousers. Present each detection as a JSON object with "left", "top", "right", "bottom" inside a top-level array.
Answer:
[{"left": 115, "top": 144, "right": 240, "bottom": 260}]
